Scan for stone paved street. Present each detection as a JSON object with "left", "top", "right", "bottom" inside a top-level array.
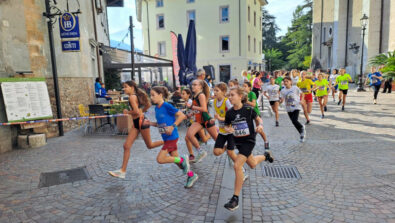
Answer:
[{"left": 0, "top": 88, "right": 394, "bottom": 223}]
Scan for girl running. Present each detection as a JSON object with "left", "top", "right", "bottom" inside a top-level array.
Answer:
[
  {"left": 181, "top": 88, "right": 211, "bottom": 162},
  {"left": 149, "top": 86, "right": 198, "bottom": 188},
  {"left": 364, "top": 66, "right": 383, "bottom": 104},
  {"left": 313, "top": 73, "right": 331, "bottom": 118},
  {"left": 252, "top": 72, "right": 263, "bottom": 99},
  {"left": 243, "top": 81, "right": 270, "bottom": 150},
  {"left": 109, "top": 81, "right": 163, "bottom": 179},
  {"left": 186, "top": 80, "right": 218, "bottom": 163},
  {"left": 329, "top": 69, "right": 339, "bottom": 102},
  {"left": 228, "top": 79, "right": 239, "bottom": 88},
  {"left": 263, "top": 77, "right": 281, "bottom": 126},
  {"left": 212, "top": 83, "right": 237, "bottom": 162},
  {"left": 280, "top": 77, "right": 306, "bottom": 142},
  {"left": 291, "top": 69, "right": 301, "bottom": 86},
  {"left": 297, "top": 71, "right": 315, "bottom": 124},
  {"left": 335, "top": 68, "right": 353, "bottom": 111},
  {"left": 223, "top": 87, "right": 273, "bottom": 211}
]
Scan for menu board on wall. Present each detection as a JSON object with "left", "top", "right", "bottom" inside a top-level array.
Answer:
[{"left": 0, "top": 78, "right": 53, "bottom": 122}]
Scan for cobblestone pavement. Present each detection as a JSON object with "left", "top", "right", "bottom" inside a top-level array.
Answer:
[{"left": 0, "top": 87, "right": 394, "bottom": 223}]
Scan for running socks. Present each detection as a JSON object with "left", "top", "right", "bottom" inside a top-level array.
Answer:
[{"left": 174, "top": 157, "right": 184, "bottom": 164}]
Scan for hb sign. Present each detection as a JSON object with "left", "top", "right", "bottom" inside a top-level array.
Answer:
[{"left": 59, "top": 12, "right": 80, "bottom": 38}]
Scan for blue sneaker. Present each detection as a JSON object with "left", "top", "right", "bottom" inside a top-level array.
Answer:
[
  {"left": 185, "top": 173, "right": 198, "bottom": 188},
  {"left": 195, "top": 150, "right": 207, "bottom": 163},
  {"left": 181, "top": 155, "right": 190, "bottom": 175}
]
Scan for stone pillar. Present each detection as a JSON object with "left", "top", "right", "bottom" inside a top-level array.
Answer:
[
  {"left": 332, "top": 0, "right": 349, "bottom": 69},
  {"left": 389, "top": 0, "right": 395, "bottom": 51},
  {"left": 366, "top": 0, "right": 382, "bottom": 72}
]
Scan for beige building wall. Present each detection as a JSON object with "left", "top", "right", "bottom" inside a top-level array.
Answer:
[
  {"left": 312, "top": 0, "right": 395, "bottom": 78},
  {"left": 137, "top": 0, "right": 266, "bottom": 82},
  {"left": 0, "top": 0, "right": 110, "bottom": 153}
]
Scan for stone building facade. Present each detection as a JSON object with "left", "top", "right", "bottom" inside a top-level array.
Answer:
[
  {"left": 312, "top": 0, "right": 395, "bottom": 77},
  {"left": 0, "top": 0, "right": 110, "bottom": 153}
]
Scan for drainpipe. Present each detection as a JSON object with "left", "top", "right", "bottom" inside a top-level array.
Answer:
[
  {"left": 345, "top": 0, "right": 350, "bottom": 67},
  {"left": 379, "top": 0, "right": 384, "bottom": 53},
  {"left": 144, "top": 0, "right": 151, "bottom": 55},
  {"left": 91, "top": 0, "right": 102, "bottom": 80}
]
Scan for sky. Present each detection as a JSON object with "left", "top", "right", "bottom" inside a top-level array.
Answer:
[
  {"left": 265, "top": 0, "right": 306, "bottom": 37},
  {"left": 107, "top": 0, "right": 305, "bottom": 50}
]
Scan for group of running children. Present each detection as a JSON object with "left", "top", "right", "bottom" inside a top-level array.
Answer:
[{"left": 107, "top": 67, "right": 355, "bottom": 211}]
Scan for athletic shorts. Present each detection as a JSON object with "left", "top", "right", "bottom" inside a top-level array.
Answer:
[
  {"left": 161, "top": 139, "right": 178, "bottom": 152},
  {"left": 301, "top": 93, "right": 313, "bottom": 103},
  {"left": 340, "top": 89, "right": 348, "bottom": 95},
  {"left": 133, "top": 115, "right": 150, "bottom": 130},
  {"left": 235, "top": 142, "right": 255, "bottom": 158},
  {"left": 214, "top": 134, "right": 235, "bottom": 150},
  {"left": 334, "top": 85, "right": 338, "bottom": 90},
  {"left": 200, "top": 119, "right": 215, "bottom": 129},
  {"left": 269, "top": 100, "right": 279, "bottom": 106}
]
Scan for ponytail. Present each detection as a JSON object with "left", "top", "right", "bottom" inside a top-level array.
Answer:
[{"left": 124, "top": 81, "right": 151, "bottom": 112}]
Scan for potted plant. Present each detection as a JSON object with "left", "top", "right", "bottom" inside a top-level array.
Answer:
[{"left": 370, "top": 51, "right": 395, "bottom": 89}]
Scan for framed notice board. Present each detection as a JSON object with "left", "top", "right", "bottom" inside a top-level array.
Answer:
[{"left": 0, "top": 78, "right": 53, "bottom": 122}]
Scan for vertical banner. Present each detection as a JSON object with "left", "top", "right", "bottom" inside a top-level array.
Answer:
[{"left": 170, "top": 32, "right": 180, "bottom": 87}]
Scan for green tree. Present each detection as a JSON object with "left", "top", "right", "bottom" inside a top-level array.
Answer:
[
  {"left": 370, "top": 51, "right": 395, "bottom": 78},
  {"left": 104, "top": 69, "right": 122, "bottom": 91},
  {"left": 262, "top": 8, "right": 280, "bottom": 51},
  {"left": 281, "top": 0, "right": 312, "bottom": 69},
  {"left": 263, "top": 48, "right": 285, "bottom": 71}
]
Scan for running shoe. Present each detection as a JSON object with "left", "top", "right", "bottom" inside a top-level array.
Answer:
[
  {"left": 321, "top": 114, "right": 324, "bottom": 119},
  {"left": 224, "top": 196, "right": 239, "bottom": 211},
  {"left": 300, "top": 135, "right": 305, "bottom": 142},
  {"left": 195, "top": 150, "right": 207, "bottom": 163},
  {"left": 275, "top": 121, "right": 279, "bottom": 127},
  {"left": 342, "top": 106, "right": 345, "bottom": 111},
  {"left": 184, "top": 173, "right": 198, "bottom": 188},
  {"left": 324, "top": 106, "right": 327, "bottom": 111},
  {"left": 305, "top": 120, "right": 310, "bottom": 125},
  {"left": 181, "top": 155, "right": 190, "bottom": 175},
  {"left": 264, "top": 151, "right": 274, "bottom": 163},
  {"left": 300, "top": 125, "right": 306, "bottom": 142},
  {"left": 189, "top": 154, "right": 195, "bottom": 163},
  {"left": 374, "top": 99, "right": 377, "bottom": 104},
  {"left": 242, "top": 167, "right": 249, "bottom": 181},
  {"left": 108, "top": 169, "right": 126, "bottom": 179},
  {"left": 333, "top": 98, "right": 335, "bottom": 102},
  {"left": 338, "top": 99, "right": 342, "bottom": 105}
]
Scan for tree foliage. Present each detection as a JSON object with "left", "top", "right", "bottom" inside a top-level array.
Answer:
[
  {"left": 370, "top": 51, "right": 395, "bottom": 78},
  {"left": 262, "top": 8, "right": 280, "bottom": 51},
  {"left": 263, "top": 48, "right": 285, "bottom": 71},
  {"left": 261, "top": 0, "right": 313, "bottom": 70},
  {"left": 281, "top": 0, "right": 313, "bottom": 69}
]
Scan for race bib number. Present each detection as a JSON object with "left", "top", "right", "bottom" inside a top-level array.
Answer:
[
  {"left": 233, "top": 122, "right": 250, "bottom": 137},
  {"left": 341, "top": 81, "right": 347, "bottom": 85},
  {"left": 158, "top": 123, "right": 167, "bottom": 134},
  {"left": 319, "top": 86, "right": 325, "bottom": 90},
  {"left": 372, "top": 78, "right": 377, "bottom": 83},
  {"left": 286, "top": 94, "right": 296, "bottom": 107},
  {"left": 300, "top": 88, "right": 308, "bottom": 93},
  {"left": 269, "top": 90, "right": 278, "bottom": 97}
]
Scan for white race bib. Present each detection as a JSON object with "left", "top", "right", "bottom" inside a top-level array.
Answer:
[
  {"left": 341, "top": 81, "right": 347, "bottom": 85},
  {"left": 233, "top": 122, "right": 250, "bottom": 137},
  {"left": 319, "top": 86, "right": 325, "bottom": 90},
  {"left": 286, "top": 94, "right": 296, "bottom": 107}
]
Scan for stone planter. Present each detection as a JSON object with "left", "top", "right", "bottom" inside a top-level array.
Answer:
[{"left": 116, "top": 115, "right": 133, "bottom": 134}]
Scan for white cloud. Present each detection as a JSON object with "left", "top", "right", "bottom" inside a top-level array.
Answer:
[{"left": 265, "top": 0, "right": 306, "bottom": 36}]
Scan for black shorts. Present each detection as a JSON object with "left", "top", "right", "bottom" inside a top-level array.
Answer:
[
  {"left": 235, "top": 142, "right": 255, "bottom": 158},
  {"left": 132, "top": 116, "right": 150, "bottom": 130},
  {"left": 200, "top": 119, "right": 215, "bottom": 129},
  {"left": 340, "top": 89, "right": 348, "bottom": 95},
  {"left": 214, "top": 134, "right": 235, "bottom": 150},
  {"left": 269, "top": 101, "right": 279, "bottom": 106}
]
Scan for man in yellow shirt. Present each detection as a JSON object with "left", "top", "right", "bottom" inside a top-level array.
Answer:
[
  {"left": 335, "top": 68, "right": 353, "bottom": 111},
  {"left": 297, "top": 71, "right": 315, "bottom": 124}
]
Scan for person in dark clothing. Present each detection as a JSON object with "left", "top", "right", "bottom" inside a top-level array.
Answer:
[{"left": 382, "top": 77, "right": 392, "bottom": 93}]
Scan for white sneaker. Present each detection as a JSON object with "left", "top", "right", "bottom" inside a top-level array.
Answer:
[
  {"left": 108, "top": 169, "right": 126, "bottom": 179},
  {"left": 300, "top": 125, "right": 306, "bottom": 142},
  {"left": 195, "top": 150, "right": 207, "bottom": 163}
]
